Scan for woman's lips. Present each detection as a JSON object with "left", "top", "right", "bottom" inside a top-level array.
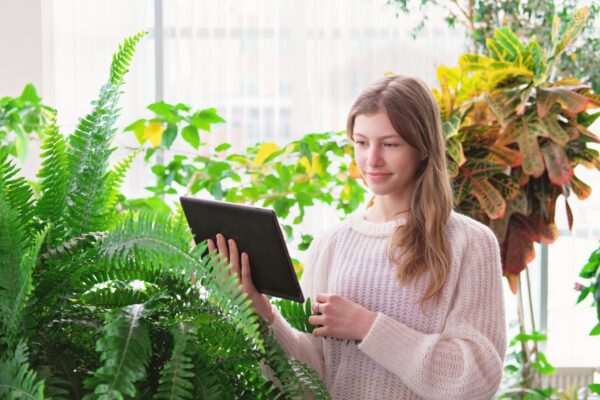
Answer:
[{"left": 367, "top": 172, "right": 392, "bottom": 181}]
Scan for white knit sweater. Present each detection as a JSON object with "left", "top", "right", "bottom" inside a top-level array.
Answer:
[{"left": 268, "top": 210, "right": 506, "bottom": 400}]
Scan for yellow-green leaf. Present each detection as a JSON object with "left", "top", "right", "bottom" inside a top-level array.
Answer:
[
  {"left": 253, "top": 142, "right": 280, "bottom": 166},
  {"left": 143, "top": 122, "right": 165, "bottom": 147}
]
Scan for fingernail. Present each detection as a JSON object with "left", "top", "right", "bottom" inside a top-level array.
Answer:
[{"left": 228, "top": 239, "right": 233, "bottom": 245}]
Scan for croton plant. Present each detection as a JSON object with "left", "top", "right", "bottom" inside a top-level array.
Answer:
[{"left": 432, "top": 6, "right": 599, "bottom": 292}]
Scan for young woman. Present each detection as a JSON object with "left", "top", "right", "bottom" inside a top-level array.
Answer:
[{"left": 208, "top": 75, "right": 506, "bottom": 400}]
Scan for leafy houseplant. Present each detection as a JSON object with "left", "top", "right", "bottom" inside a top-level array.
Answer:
[
  {"left": 0, "top": 32, "right": 330, "bottom": 399},
  {"left": 0, "top": 83, "right": 54, "bottom": 163},
  {"left": 428, "top": 6, "right": 599, "bottom": 395}
]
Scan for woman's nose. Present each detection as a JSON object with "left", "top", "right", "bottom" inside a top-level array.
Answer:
[{"left": 367, "top": 147, "right": 384, "bottom": 167}]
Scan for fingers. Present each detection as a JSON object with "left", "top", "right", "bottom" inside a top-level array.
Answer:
[
  {"left": 308, "top": 315, "right": 324, "bottom": 326},
  {"left": 216, "top": 233, "right": 230, "bottom": 262},
  {"left": 240, "top": 253, "right": 256, "bottom": 293},
  {"left": 316, "top": 293, "right": 330, "bottom": 303},
  {"left": 227, "top": 238, "right": 241, "bottom": 281}
]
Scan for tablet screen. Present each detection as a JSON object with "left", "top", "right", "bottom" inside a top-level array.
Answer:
[{"left": 180, "top": 196, "right": 305, "bottom": 302}]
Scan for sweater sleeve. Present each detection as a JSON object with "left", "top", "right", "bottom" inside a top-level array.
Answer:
[
  {"left": 267, "top": 231, "right": 334, "bottom": 378},
  {"left": 357, "top": 223, "right": 506, "bottom": 400}
]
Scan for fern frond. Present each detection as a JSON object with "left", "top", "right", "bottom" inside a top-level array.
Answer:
[
  {"left": 258, "top": 319, "right": 330, "bottom": 399},
  {"left": 289, "top": 359, "right": 331, "bottom": 400},
  {"left": 41, "top": 231, "right": 107, "bottom": 261},
  {"left": 100, "top": 211, "right": 197, "bottom": 272},
  {"left": 78, "top": 286, "right": 154, "bottom": 308},
  {"left": 109, "top": 32, "right": 147, "bottom": 85},
  {"left": 199, "top": 248, "right": 264, "bottom": 352},
  {"left": 64, "top": 33, "right": 146, "bottom": 236},
  {"left": 273, "top": 298, "right": 314, "bottom": 333},
  {"left": 155, "top": 323, "right": 196, "bottom": 400},
  {"left": 103, "top": 150, "right": 139, "bottom": 218},
  {"left": 63, "top": 82, "right": 120, "bottom": 236},
  {"left": 0, "top": 155, "right": 35, "bottom": 236},
  {"left": 189, "top": 348, "right": 235, "bottom": 400},
  {"left": 0, "top": 340, "right": 45, "bottom": 399},
  {"left": 0, "top": 224, "right": 49, "bottom": 345},
  {"left": 0, "top": 191, "right": 27, "bottom": 292},
  {"left": 36, "top": 113, "right": 68, "bottom": 230},
  {"left": 84, "top": 304, "right": 151, "bottom": 399}
]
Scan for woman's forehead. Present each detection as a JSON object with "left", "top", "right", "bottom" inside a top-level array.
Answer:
[{"left": 353, "top": 112, "right": 402, "bottom": 139}]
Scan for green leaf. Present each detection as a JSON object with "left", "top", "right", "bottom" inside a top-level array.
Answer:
[
  {"left": 161, "top": 123, "right": 178, "bottom": 148},
  {"left": 181, "top": 125, "right": 200, "bottom": 149},
  {"left": 590, "top": 323, "right": 600, "bottom": 336},
  {"left": 190, "top": 108, "right": 225, "bottom": 132},
  {"left": 125, "top": 118, "right": 147, "bottom": 144},
  {"left": 589, "top": 383, "right": 600, "bottom": 395},
  {"left": 19, "top": 83, "right": 41, "bottom": 104},
  {"left": 214, "top": 143, "right": 231, "bottom": 152}
]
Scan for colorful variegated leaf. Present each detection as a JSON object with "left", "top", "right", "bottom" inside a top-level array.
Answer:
[
  {"left": 569, "top": 174, "right": 592, "bottom": 200},
  {"left": 489, "top": 28, "right": 525, "bottom": 64},
  {"left": 446, "top": 137, "right": 466, "bottom": 167},
  {"left": 553, "top": 6, "right": 589, "bottom": 58},
  {"left": 539, "top": 114, "right": 569, "bottom": 145},
  {"left": 536, "top": 85, "right": 591, "bottom": 118},
  {"left": 565, "top": 197, "right": 574, "bottom": 231},
  {"left": 541, "top": 141, "right": 573, "bottom": 185},
  {"left": 487, "top": 143, "right": 522, "bottom": 167},
  {"left": 455, "top": 160, "right": 507, "bottom": 219},
  {"left": 485, "top": 91, "right": 521, "bottom": 125}
]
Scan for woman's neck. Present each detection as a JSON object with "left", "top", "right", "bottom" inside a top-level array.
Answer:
[{"left": 364, "top": 192, "right": 412, "bottom": 223}]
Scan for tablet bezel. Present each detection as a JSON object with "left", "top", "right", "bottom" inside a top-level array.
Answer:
[{"left": 180, "top": 196, "right": 305, "bottom": 303}]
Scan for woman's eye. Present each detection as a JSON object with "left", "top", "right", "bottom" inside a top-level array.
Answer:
[
  {"left": 383, "top": 143, "right": 399, "bottom": 148},
  {"left": 354, "top": 141, "right": 366, "bottom": 146}
]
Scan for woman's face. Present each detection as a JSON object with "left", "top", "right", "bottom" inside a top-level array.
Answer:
[{"left": 352, "top": 110, "right": 423, "bottom": 197}]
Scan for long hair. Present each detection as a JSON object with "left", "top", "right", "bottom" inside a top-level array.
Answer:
[{"left": 346, "top": 75, "right": 453, "bottom": 304}]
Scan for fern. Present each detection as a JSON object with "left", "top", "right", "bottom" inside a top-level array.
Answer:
[
  {"left": 63, "top": 32, "right": 146, "bottom": 236},
  {"left": 41, "top": 231, "right": 107, "bottom": 260},
  {"left": 199, "top": 247, "right": 264, "bottom": 351},
  {"left": 155, "top": 323, "right": 196, "bottom": 400},
  {"left": 289, "top": 359, "right": 331, "bottom": 400},
  {"left": 0, "top": 155, "right": 35, "bottom": 233},
  {"left": 36, "top": 113, "right": 68, "bottom": 230},
  {"left": 0, "top": 340, "right": 45, "bottom": 400},
  {"left": 103, "top": 150, "right": 139, "bottom": 217},
  {"left": 273, "top": 298, "right": 315, "bottom": 333},
  {"left": 109, "top": 32, "right": 147, "bottom": 86},
  {"left": 0, "top": 224, "right": 49, "bottom": 346},
  {"left": 84, "top": 304, "right": 152, "bottom": 399},
  {"left": 0, "top": 191, "right": 27, "bottom": 295},
  {"left": 100, "top": 211, "right": 197, "bottom": 273}
]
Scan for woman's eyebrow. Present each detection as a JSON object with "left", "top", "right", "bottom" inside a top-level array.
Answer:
[{"left": 354, "top": 133, "right": 399, "bottom": 140}]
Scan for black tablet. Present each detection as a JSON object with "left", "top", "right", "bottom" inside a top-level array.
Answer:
[{"left": 180, "top": 196, "right": 305, "bottom": 303}]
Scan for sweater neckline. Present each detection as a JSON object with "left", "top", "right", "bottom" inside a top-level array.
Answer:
[{"left": 348, "top": 211, "right": 407, "bottom": 237}]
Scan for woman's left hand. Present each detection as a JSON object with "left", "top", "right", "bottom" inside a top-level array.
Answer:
[{"left": 308, "top": 293, "right": 377, "bottom": 341}]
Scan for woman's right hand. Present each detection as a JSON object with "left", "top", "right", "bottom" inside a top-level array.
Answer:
[{"left": 207, "top": 233, "right": 275, "bottom": 324}]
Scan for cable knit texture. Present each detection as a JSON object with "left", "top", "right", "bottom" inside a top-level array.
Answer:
[{"left": 268, "top": 210, "right": 506, "bottom": 400}]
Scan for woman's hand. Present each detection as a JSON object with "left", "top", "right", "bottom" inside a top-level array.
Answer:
[
  {"left": 207, "top": 233, "right": 275, "bottom": 324},
  {"left": 308, "top": 293, "right": 377, "bottom": 341}
]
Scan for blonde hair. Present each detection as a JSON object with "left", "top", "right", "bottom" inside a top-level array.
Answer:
[{"left": 346, "top": 75, "right": 453, "bottom": 304}]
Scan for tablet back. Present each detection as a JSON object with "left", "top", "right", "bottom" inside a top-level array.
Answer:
[{"left": 180, "top": 196, "right": 304, "bottom": 302}]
